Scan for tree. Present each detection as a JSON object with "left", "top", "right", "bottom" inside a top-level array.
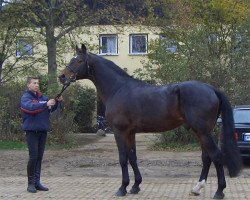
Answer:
[
  {"left": 0, "top": 1, "right": 43, "bottom": 84},
  {"left": 137, "top": 0, "right": 249, "bottom": 104},
  {"left": 4, "top": 0, "right": 146, "bottom": 87}
]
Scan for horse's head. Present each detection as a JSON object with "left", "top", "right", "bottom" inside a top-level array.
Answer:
[{"left": 59, "top": 44, "right": 89, "bottom": 85}]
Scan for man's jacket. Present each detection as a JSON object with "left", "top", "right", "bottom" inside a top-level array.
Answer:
[{"left": 21, "top": 90, "right": 58, "bottom": 132}]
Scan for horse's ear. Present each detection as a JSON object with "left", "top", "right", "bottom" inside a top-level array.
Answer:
[{"left": 81, "top": 44, "right": 87, "bottom": 54}]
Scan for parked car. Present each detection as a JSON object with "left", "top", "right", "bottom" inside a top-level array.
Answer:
[
  {"left": 233, "top": 105, "right": 250, "bottom": 158},
  {"left": 217, "top": 105, "right": 250, "bottom": 158}
]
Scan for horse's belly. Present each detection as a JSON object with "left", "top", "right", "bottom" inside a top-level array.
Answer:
[{"left": 135, "top": 117, "right": 184, "bottom": 133}]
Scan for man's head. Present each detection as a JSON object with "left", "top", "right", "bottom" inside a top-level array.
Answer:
[{"left": 27, "top": 77, "right": 39, "bottom": 93}]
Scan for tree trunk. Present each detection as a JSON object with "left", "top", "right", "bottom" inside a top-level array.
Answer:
[
  {"left": 45, "top": 26, "right": 58, "bottom": 87},
  {"left": 0, "top": 63, "right": 2, "bottom": 85}
]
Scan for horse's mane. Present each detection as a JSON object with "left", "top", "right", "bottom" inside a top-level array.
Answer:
[
  {"left": 92, "top": 53, "right": 131, "bottom": 78},
  {"left": 91, "top": 53, "right": 150, "bottom": 87}
]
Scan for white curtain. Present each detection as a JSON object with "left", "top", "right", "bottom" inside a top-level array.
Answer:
[
  {"left": 101, "top": 36, "right": 117, "bottom": 54},
  {"left": 107, "top": 36, "right": 117, "bottom": 53}
]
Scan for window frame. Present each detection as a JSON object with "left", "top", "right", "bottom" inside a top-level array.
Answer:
[
  {"left": 129, "top": 34, "right": 148, "bottom": 55},
  {"left": 16, "top": 37, "right": 34, "bottom": 58},
  {"left": 99, "top": 34, "right": 118, "bottom": 55}
]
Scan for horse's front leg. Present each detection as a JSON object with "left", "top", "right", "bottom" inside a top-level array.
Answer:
[
  {"left": 128, "top": 132, "right": 142, "bottom": 194},
  {"left": 114, "top": 132, "right": 130, "bottom": 196}
]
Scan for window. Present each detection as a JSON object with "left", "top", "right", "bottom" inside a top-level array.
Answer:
[
  {"left": 129, "top": 34, "right": 148, "bottom": 54},
  {"left": 99, "top": 35, "right": 118, "bottom": 55},
  {"left": 234, "top": 109, "right": 250, "bottom": 124},
  {"left": 160, "top": 35, "right": 177, "bottom": 53},
  {"left": 16, "top": 38, "right": 33, "bottom": 57}
]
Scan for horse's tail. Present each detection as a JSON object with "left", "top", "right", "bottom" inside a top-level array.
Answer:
[{"left": 215, "top": 89, "right": 242, "bottom": 177}]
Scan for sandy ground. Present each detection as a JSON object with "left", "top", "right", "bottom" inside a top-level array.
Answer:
[{"left": 1, "top": 133, "right": 250, "bottom": 180}]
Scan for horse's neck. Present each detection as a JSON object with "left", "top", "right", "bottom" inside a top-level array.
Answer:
[{"left": 88, "top": 54, "right": 128, "bottom": 103}]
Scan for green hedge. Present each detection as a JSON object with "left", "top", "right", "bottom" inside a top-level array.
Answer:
[{"left": 0, "top": 79, "right": 97, "bottom": 143}]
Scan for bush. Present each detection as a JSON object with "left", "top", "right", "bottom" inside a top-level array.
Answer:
[
  {"left": 0, "top": 77, "right": 97, "bottom": 144},
  {"left": 154, "top": 125, "right": 220, "bottom": 151},
  {"left": 161, "top": 126, "right": 197, "bottom": 144},
  {"left": 39, "top": 79, "right": 97, "bottom": 144},
  {"left": 153, "top": 126, "right": 200, "bottom": 151},
  {"left": 61, "top": 83, "right": 96, "bottom": 133},
  {"left": 0, "top": 82, "right": 26, "bottom": 141}
]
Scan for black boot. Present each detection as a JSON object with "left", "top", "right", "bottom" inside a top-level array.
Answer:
[
  {"left": 34, "top": 160, "right": 49, "bottom": 191},
  {"left": 27, "top": 159, "right": 37, "bottom": 193},
  {"left": 27, "top": 174, "right": 36, "bottom": 193},
  {"left": 35, "top": 182, "right": 49, "bottom": 191},
  {"left": 27, "top": 183, "right": 37, "bottom": 193}
]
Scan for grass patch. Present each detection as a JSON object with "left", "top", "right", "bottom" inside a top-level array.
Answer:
[
  {"left": 0, "top": 139, "right": 78, "bottom": 150},
  {"left": 152, "top": 142, "right": 200, "bottom": 152},
  {"left": 0, "top": 140, "right": 27, "bottom": 150}
]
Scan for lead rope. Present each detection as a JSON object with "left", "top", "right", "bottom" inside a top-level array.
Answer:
[{"left": 50, "top": 82, "right": 71, "bottom": 114}]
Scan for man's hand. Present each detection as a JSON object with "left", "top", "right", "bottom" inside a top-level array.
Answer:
[{"left": 47, "top": 99, "right": 56, "bottom": 107}]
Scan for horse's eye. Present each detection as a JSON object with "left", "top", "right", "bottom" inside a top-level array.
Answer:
[{"left": 78, "top": 59, "right": 83, "bottom": 63}]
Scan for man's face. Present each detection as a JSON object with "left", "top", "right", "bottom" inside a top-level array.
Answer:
[{"left": 28, "top": 79, "right": 39, "bottom": 92}]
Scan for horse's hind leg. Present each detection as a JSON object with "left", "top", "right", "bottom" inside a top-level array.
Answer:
[
  {"left": 192, "top": 149, "right": 211, "bottom": 195},
  {"left": 128, "top": 133, "right": 142, "bottom": 194},
  {"left": 114, "top": 131, "right": 130, "bottom": 196},
  {"left": 199, "top": 134, "right": 226, "bottom": 199}
]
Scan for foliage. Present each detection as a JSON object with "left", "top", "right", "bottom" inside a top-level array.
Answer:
[
  {"left": 0, "top": 0, "right": 147, "bottom": 85},
  {"left": 0, "top": 81, "right": 26, "bottom": 141},
  {"left": 135, "top": 0, "right": 250, "bottom": 148},
  {"left": 0, "top": 1, "right": 43, "bottom": 84},
  {"left": 61, "top": 83, "right": 97, "bottom": 133},
  {"left": 0, "top": 75, "right": 97, "bottom": 144},
  {"left": 39, "top": 76, "right": 97, "bottom": 143},
  {"left": 153, "top": 126, "right": 200, "bottom": 151},
  {"left": 136, "top": 0, "right": 250, "bottom": 105},
  {"left": 152, "top": 125, "right": 220, "bottom": 151}
]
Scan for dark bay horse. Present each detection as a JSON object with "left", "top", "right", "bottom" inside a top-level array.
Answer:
[{"left": 59, "top": 44, "right": 241, "bottom": 199}]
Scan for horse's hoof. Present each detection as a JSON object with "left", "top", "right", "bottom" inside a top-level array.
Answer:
[
  {"left": 190, "top": 190, "right": 200, "bottom": 196},
  {"left": 213, "top": 191, "right": 225, "bottom": 199},
  {"left": 129, "top": 186, "right": 140, "bottom": 194},
  {"left": 115, "top": 189, "right": 127, "bottom": 197}
]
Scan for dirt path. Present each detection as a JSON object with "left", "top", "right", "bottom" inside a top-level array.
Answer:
[{"left": 1, "top": 133, "right": 250, "bottom": 179}]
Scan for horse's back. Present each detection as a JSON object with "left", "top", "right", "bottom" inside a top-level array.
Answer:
[{"left": 106, "top": 81, "right": 184, "bottom": 132}]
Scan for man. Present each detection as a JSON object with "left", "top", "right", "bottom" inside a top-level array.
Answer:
[{"left": 20, "top": 77, "right": 63, "bottom": 193}]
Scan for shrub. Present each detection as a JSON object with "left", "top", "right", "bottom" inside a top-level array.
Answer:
[
  {"left": 154, "top": 125, "right": 220, "bottom": 151},
  {"left": 0, "top": 77, "right": 97, "bottom": 144},
  {"left": 61, "top": 83, "right": 97, "bottom": 133},
  {"left": 153, "top": 126, "right": 200, "bottom": 151},
  {"left": 0, "top": 82, "right": 26, "bottom": 141}
]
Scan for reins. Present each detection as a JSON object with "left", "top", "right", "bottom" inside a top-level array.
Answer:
[
  {"left": 50, "top": 81, "right": 71, "bottom": 113},
  {"left": 55, "top": 81, "right": 71, "bottom": 99}
]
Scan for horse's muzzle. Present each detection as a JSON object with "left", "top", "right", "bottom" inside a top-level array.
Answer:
[{"left": 58, "top": 74, "right": 67, "bottom": 85}]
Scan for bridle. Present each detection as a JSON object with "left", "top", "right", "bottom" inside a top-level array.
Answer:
[
  {"left": 56, "top": 53, "right": 93, "bottom": 101},
  {"left": 65, "top": 53, "right": 91, "bottom": 82}
]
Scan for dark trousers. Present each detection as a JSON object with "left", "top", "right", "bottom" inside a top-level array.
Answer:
[{"left": 25, "top": 131, "right": 47, "bottom": 185}]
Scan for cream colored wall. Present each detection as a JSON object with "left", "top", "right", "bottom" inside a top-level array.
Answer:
[
  {"left": 5, "top": 25, "right": 160, "bottom": 86},
  {"left": 62, "top": 25, "right": 161, "bottom": 87},
  {"left": 64, "top": 26, "right": 161, "bottom": 72}
]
